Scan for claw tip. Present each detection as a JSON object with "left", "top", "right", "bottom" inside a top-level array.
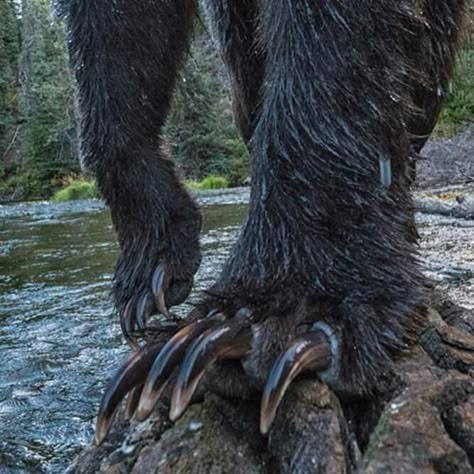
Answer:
[
  {"left": 260, "top": 420, "right": 271, "bottom": 436},
  {"left": 169, "top": 403, "right": 183, "bottom": 422},
  {"left": 135, "top": 399, "right": 153, "bottom": 422},
  {"left": 94, "top": 422, "right": 107, "bottom": 447},
  {"left": 259, "top": 405, "right": 275, "bottom": 436}
]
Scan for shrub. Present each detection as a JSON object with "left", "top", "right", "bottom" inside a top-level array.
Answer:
[
  {"left": 434, "top": 24, "right": 474, "bottom": 137},
  {"left": 186, "top": 175, "right": 229, "bottom": 190},
  {"left": 51, "top": 179, "right": 97, "bottom": 202},
  {"left": 226, "top": 154, "right": 250, "bottom": 187}
]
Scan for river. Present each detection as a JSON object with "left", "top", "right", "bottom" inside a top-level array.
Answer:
[{"left": 0, "top": 191, "right": 248, "bottom": 473}]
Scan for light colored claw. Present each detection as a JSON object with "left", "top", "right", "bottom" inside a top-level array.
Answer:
[
  {"left": 95, "top": 342, "right": 162, "bottom": 446},
  {"left": 169, "top": 321, "right": 251, "bottom": 422},
  {"left": 136, "top": 314, "right": 226, "bottom": 421},
  {"left": 152, "top": 264, "right": 170, "bottom": 318},
  {"left": 260, "top": 331, "right": 331, "bottom": 435}
]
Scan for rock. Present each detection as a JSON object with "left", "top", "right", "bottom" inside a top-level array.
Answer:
[
  {"left": 267, "top": 381, "right": 351, "bottom": 474},
  {"left": 417, "top": 124, "right": 474, "bottom": 189},
  {"left": 68, "top": 302, "right": 474, "bottom": 473},
  {"left": 130, "top": 397, "right": 266, "bottom": 474},
  {"left": 415, "top": 186, "right": 474, "bottom": 219},
  {"left": 362, "top": 349, "right": 473, "bottom": 474},
  {"left": 68, "top": 381, "right": 352, "bottom": 473},
  {"left": 443, "top": 394, "right": 474, "bottom": 465}
]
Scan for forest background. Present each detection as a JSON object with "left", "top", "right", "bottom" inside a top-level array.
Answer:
[{"left": 0, "top": 0, "right": 473, "bottom": 202}]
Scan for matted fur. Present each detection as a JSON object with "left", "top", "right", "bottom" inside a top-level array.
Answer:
[{"left": 59, "top": 0, "right": 467, "bottom": 396}]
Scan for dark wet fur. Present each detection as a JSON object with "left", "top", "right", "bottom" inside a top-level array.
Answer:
[
  {"left": 205, "top": 0, "right": 467, "bottom": 394},
  {"left": 59, "top": 0, "right": 467, "bottom": 398},
  {"left": 59, "top": 1, "right": 202, "bottom": 325}
]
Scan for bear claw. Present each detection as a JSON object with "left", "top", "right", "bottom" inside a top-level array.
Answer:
[
  {"left": 260, "top": 331, "right": 331, "bottom": 434},
  {"left": 120, "top": 299, "right": 140, "bottom": 348},
  {"left": 169, "top": 315, "right": 252, "bottom": 421},
  {"left": 136, "top": 311, "right": 227, "bottom": 421},
  {"left": 96, "top": 309, "right": 334, "bottom": 446},
  {"left": 152, "top": 263, "right": 170, "bottom": 318},
  {"left": 119, "top": 263, "right": 196, "bottom": 348},
  {"left": 95, "top": 340, "right": 164, "bottom": 446}
]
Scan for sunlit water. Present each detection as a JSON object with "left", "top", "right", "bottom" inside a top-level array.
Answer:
[{"left": 0, "top": 192, "right": 248, "bottom": 473}]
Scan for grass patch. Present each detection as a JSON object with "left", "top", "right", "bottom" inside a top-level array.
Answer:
[
  {"left": 434, "top": 36, "right": 474, "bottom": 137},
  {"left": 51, "top": 179, "right": 97, "bottom": 202},
  {"left": 186, "top": 175, "right": 229, "bottom": 190}
]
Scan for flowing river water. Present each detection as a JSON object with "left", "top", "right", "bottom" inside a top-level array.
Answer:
[
  {"left": 0, "top": 187, "right": 472, "bottom": 473},
  {"left": 0, "top": 190, "right": 248, "bottom": 473}
]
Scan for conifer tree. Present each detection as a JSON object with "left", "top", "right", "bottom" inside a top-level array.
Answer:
[
  {"left": 18, "top": 0, "right": 78, "bottom": 197},
  {"left": 0, "top": 0, "right": 20, "bottom": 162}
]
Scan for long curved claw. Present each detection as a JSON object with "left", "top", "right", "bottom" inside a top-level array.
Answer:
[
  {"left": 260, "top": 331, "right": 331, "bottom": 435},
  {"left": 152, "top": 264, "right": 170, "bottom": 318},
  {"left": 120, "top": 299, "right": 139, "bottom": 349},
  {"left": 136, "top": 293, "right": 153, "bottom": 332},
  {"left": 95, "top": 341, "right": 163, "bottom": 446},
  {"left": 125, "top": 386, "right": 143, "bottom": 421},
  {"left": 136, "top": 313, "right": 226, "bottom": 421},
  {"left": 170, "top": 320, "right": 252, "bottom": 421}
]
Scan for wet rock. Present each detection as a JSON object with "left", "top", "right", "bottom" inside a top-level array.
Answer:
[
  {"left": 362, "top": 348, "right": 473, "bottom": 474},
  {"left": 68, "top": 380, "right": 353, "bottom": 473},
  {"left": 129, "top": 396, "right": 266, "bottom": 474},
  {"left": 267, "top": 381, "right": 350, "bottom": 474},
  {"left": 67, "top": 406, "right": 172, "bottom": 474},
  {"left": 442, "top": 394, "right": 474, "bottom": 465},
  {"left": 421, "top": 309, "right": 474, "bottom": 376}
]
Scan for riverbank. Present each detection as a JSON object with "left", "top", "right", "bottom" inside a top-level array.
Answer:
[{"left": 0, "top": 187, "right": 251, "bottom": 221}]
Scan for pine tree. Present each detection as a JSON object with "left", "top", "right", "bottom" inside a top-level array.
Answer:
[
  {"left": 18, "top": 0, "right": 78, "bottom": 197},
  {"left": 166, "top": 30, "right": 248, "bottom": 183},
  {"left": 0, "top": 0, "right": 20, "bottom": 163}
]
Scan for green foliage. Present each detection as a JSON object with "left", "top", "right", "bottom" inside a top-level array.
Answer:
[
  {"left": 226, "top": 147, "right": 251, "bottom": 187},
  {"left": 185, "top": 175, "right": 229, "bottom": 190},
  {"left": 17, "top": 0, "right": 79, "bottom": 198},
  {"left": 166, "top": 34, "right": 249, "bottom": 186},
  {"left": 0, "top": 160, "right": 22, "bottom": 200},
  {"left": 435, "top": 19, "right": 474, "bottom": 137},
  {"left": 51, "top": 179, "right": 97, "bottom": 202},
  {"left": 435, "top": 55, "right": 474, "bottom": 137},
  {"left": 0, "top": 0, "right": 19, "bottom": 156}
]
